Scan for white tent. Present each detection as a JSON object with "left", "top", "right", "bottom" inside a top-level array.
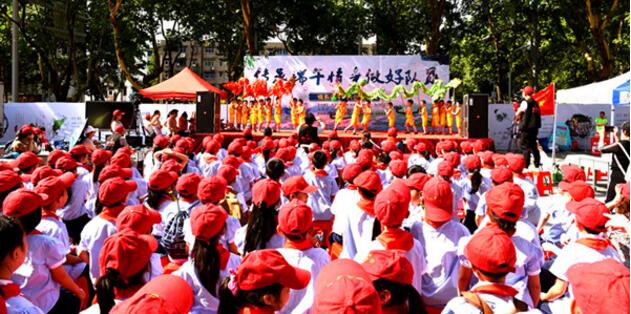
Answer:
[{"left": 557, "top": 71, "right": 630, "bottom": 105}]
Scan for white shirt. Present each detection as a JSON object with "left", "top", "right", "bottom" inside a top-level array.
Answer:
[
  {"left": 513, "top": 176, "right": 540, "bottom": 221},
  {"left": 541, "top": 194, "right": 575, "bottom": 244},
  {"left": 77, "top": 216, "right": 117, "bottom": 284},
  {"left": 407, "top": 154, "right": 430, "bottom": 171},
  {"left": 460, "top": 176, "right": 491, "bottom": 212},
  {"left": 277, "top": 247, "right": 330, "bottom": 314},
  {"left": 57, "top": 173, "right": 92, "bottom": 220},
  {"left": 338, "top": 201, "right": 376, "bottom": 259},
  {"left": 426, "top": 157, "right": 445, "bottom": 176},
  {"left": 376, "top": 168, "right": 393, "bottom": 186},
  {"left": 343, "top": 151, "right": 357, "bottom": 165},
  {"left": 233, "top": 227, "right": 285, "bottom": 255},
  {"left": 441, "top": 281, "right": 540, "bottom": 314},
  {"left": 410, "top": 220, "right": 470, "bottom": 307},
  {"left": 330, "top": 156, "right": 346, "bottom": 175},
  {"left": 12, "top": 234, "right": 66, "bottom": 313},
  {"left": 0, "top": 279, "right": 44, "bottom": 314},
  {"left": 330, "top": 188, "right": 360, "bottom": 235},
  {"left": 303, "top": 170, "right": 339, "bottom": 221},
  {"left": 143, "top": 151, "right": 156, "bottom": 180},
  {"left": 550, "top": 234, "right": 622, "bottom": 282},
  {"left": 402, "top": 203, "right": 424, "bottom": 230},
  {"left": 173, "top": 256, "right": 241, "bottom": 314},
  {"left": 478, "top": 217, "right": 541, "bottom": 248}
]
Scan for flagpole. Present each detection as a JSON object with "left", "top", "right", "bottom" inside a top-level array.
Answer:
[{"left": 550, "top": 83, "right": 558, "bottom": 166}]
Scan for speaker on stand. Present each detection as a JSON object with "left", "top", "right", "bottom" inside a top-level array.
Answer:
[
  {"left": 196, "top": 92, "right": 219, "bottom": 133},
  {"left": 463, "top": 94, "right": 489, "bottom": 139}
]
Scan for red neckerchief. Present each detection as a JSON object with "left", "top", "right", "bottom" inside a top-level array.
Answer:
[
  {"left": 29, "top": 230, "right": 42, "bottom": 235},
  {"left": 0, "top": 283, "right": 20, "bottom": 299},
  {"left": 471, "top": 283, "right": 518, "bottom": 297},
  {"left": 347, "top": 184, "right": 357, "bottom": 190},
  {"left": 42, "top": 209, "right": 60, "bottom": 221},
  {"left": 101, "top": 205, "right": 125, "bottom": 220},
  {"left": 357, "top": 199, "right": 375, "bottom": 216},
  {"left": 375, "top": 163, "right": 387, "bottom": 170},
  {"left": 217, "top": 244, "right": 230, "bottom": 270},
  {"left": 514, "top": 173, "right": 525, "bottom": 180},
  {"left": 284, "top": 238, "right": 313, "bottom": 251},
  {"left": 377, "top": 228, "right": 414, "bottom": 251},
  {"left": 203, "top": 155, "right": 218, "bottom": 163},
  {"left": 239, "top": 306, "right": 275, "bottom": 314},
  {"left": 313, "top": 169, "right": 328, "bottom": 177},
  {"left": 576, "top": 237, "right": 612, "bottom": 251}
]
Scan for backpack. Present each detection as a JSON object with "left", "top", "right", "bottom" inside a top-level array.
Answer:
[
  {"left": 461, "top": 291, "right": 529, "bottom": 314},
  {"left": 160, "top": 200, "right": 200, "bottom": 260}
]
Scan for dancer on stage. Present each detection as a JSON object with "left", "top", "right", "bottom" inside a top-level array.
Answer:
[
  {"left": 228, "top": 98, "right": 237, "bottom": 129},
  {"left": 452, "top": 101, "right": 462, "bottom": 136},
  {"left": 419, "top": 100, "right": 429, "bottom": 134},
  {"left": 404, "top": 99, "right": 418, "bottom": 134},
  {"left": 439, "top": 100, "right": 447, "bottom": 134},
  {"left": 274, "top": 97, "right": 282, "bottom": 131},
  {"left": 241, "top": 100, "right": 250, "bottom": 130},
  {"left": 334, "top": 98, "right": 348, "bottom": 131},
  {"left": 290, "top": 98, "right": 299, "bottom": 128},
  {"left": 361, "top": 99, "right": 372, "bottom": 131},
  {"left": 431, "top": 100, "right": 440, "bottom": 134},
  {"left": 265, "top": 97, "right": 273, "bottom": 129},
  {"left": 344, "top": 98, "right": 362, "bottom": 134},
  {"left": 249, "top": 100, "right": 258, "bottom": 132},
  {"left": 385, "top": 102, "right": 395, "bottom": 129},
  {"left": 444, "top": 100, "right": 453, "bottom": 135},
  {"left": 297, "top": 99, "right": 306, "bottom": 125},
  {"left": 235, "top": 99, "right": 242, "bottom": 129},
  {"left": 257, "top": 98, "right": 265, "bottom": 131}
]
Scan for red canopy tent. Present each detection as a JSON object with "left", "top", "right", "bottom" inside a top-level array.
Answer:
[{"left": 139, "top": 67, "right": 227, "bottom": 101}]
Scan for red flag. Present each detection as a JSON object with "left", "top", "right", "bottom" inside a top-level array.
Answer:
[{"left": 533, "top": 83, "right": 555, "bottom": 116}]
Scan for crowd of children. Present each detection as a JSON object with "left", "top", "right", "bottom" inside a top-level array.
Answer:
[{"left": 0, "top": 123, "right": 629, "bottom": 314}]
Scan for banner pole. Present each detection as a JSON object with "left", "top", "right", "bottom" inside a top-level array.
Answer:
[{"left": 551, "top": 83, "right": 558, "bottom": 165}]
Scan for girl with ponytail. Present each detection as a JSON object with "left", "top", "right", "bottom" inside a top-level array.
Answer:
[
  {"left": 461, "top": 155, "right": 491, "bottom": 233},
  {"left": 173, "top": 204, "right": 242, "bottom": 313}
]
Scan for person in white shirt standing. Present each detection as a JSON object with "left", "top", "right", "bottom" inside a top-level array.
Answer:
[{"left": 302, "top": 151, "right": 338, "bottom": 248}]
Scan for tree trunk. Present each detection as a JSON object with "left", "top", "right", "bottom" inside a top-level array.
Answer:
[
  {"left": 108, "top": 0, "right": 143, "bottom": 90},
  {"left": 241, "top": 0, "right": 255, "bottom": 55},
  {"left": 585, "top": 0, "right": 618, "bottom": 80},
  {"left": 425, "top": 0, "right": 446, "bottom": 56}
]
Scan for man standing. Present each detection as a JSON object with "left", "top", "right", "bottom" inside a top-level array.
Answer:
[
  {"left": 595, "top": 111, "right": 609, "bottom": 147},
  {"left": 515, "top": 86, "right": 542, "bottom": 168}
]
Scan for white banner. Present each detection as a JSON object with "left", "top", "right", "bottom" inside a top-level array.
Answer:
[{"left": 1, "top": 102, "right": 86, "bottom": 145}]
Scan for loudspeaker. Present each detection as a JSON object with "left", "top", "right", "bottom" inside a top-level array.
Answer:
[
  {"left": 464, "top": 94, "right": 489, "bottom": 138},
  {"left": 126, "top": 135, "right": 144, "bottom": 147},
  {"left": 196, "top": 92, "right": 219, "bottom": 133},
  {"left": 86, "top": 101, "right": 135, "bottom": 130}
]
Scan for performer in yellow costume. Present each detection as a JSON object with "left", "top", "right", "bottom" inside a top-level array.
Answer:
[
  {"left": 419, "top": 100, "right": 429, "bottom": 134},
  {"left": 452, "top": 101, "right": 462, "bottom": 136},
  {"left": 444, "top": 100, "right": 453, "bottom": 135},
  {"left": 265, "top": 97, "right": 273, "bottom": 128},
  {"left": 228, "top": 99, "right": 237, "bottom": 129},
  {"left": 235, "top": 100, "right": 242, "bottom": 129},
  {"left": 290, "top": 98, "right": 298, "bottom": 128},
  {"left": 297, "top": 99, "right": 306, "bottom": 125},
  {"left": 257, "top": 98, "right": 266, "bottom": 131},
  {"left": 439, "top": 100, "right": 447, "bottom": 134},
  {"left": 344, "top": 98, "right": 362, "bottom": 134},
  {"left": 241, "top": 101, "right": 250, "bottom": 129},
  {"left": 430, "top": 101, "right": 440, "bottom": 134},
  {"left": 249, "top": 101, "right": 258, "bottom": 131},
  {"left": 361, "top": 100, "right": 372, "bottom": 131},
  {"left": 385, "top": 102, "right": 395, "bottom": 128},
  {"left": 404, "top": 99, "right": 417, "bottom": 134},
  {"left": 334, "top": 98, "right": 348, "bottom": 131},
  {"left": 274, "top": 98, "right": 282, "bottom": 131}
]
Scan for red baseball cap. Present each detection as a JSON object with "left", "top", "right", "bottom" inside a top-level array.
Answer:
[
  {"left": 388, "top": 160, "right": 407, "bottom": 178},
  {"left": 567, "top": 259, "right": 630, "bottom": 314},
  {"left": 235, "top": 249, "right": 310, "bottom": 291},
  {"left": 414, "top": 142, "right": 427, "bottom": 153},
  {"left": 160, "top": 159, "right": 183, "bottom": 174},
  {"left": 405, "top": 173, "right": 430, "bottom": 191},
  {"left": 100, "top": 230, "right": 157, "bottom": 280},
  {"left": 111, "top": 152, "right": 132, "bottom": 168},
  {"left": 462, "top": 155, "right": 481, "bottom": 171},
  {"left": 492, "top": 153, "right": 508, "bottom": 168},
  {"left": 382, "top": 141, "right": 396, "bottom": 153},
  {"left": 558, "top": 180, "right": 595, "bottom": 202},
  {"left": 506, "top": 153, "right": 526, "bottom": 173},
  {"left": 13, "top": 152, "right": 42, "bottom": 171},
  {"left": 69, "top": 145, "right": 90, "bottom": 157},
  {"left": 243, "top": 128, "right": 252, "bottom": 137},
  {"left": 190, "top": 203, "right": 228, "bottom": 242},
  {"left": 19, "top": 124, "right": 34, "bottom": 135},
  {"left": 148, "top": 169, "right": 178, "bottom": 191},
  {"left": 560, "top": 164, "right": 586, "bottom": 183},
  {"left": 175, "top": 173, "right": 201, "bottom": 198},
  {"left": 275, "top": 148, "right": 293, "bottom": 164},
  {"left": 117, "top": 146, "right": 134, "bottom": 156},
  {"left": 204, "top": 139, "right": 221, "bottom": 154},
  {"left": 522, "top": 86, "right": 534, "bottom": 96},
  {"left": 197, "top": 176, "right": 227, "bottom": 204},
  {"left": 387, "top": 127, "right": 398, "bottom": 137},
  {"left": 115, "top": 124, "right": 125, "bottom": 134},
  {"left": 374, "top": 181, "right": 411, "bottom": 227},
  {"left": 174, "top": 139, "right": 192, "bottom": 154},
  {"left": 98, "top": 165, "right": 133, "bottom": 183},
  {"left": 491, "top": 167, "right": 513, "bottom": 184},
  {"left": 278, "top": 199, "right": 313, "bottom": 236},
  {"left": 34, "top": 173, "right": 76, "bottom": 206},
  {"left": 282, "top": 176, "right": 317, "bottom": 197},
  {"left": 444, "top": 152, "right": 461, "bottom": 169},
  {"left": 329, "top": 140, "right": 342, "bottom": 150},
  {"left": 358, "top": 149, "right": 374, "bottom": 161},
  {"left": 113, "top": 109, "right": 125, "bottom": 116},
  {"left": 465, "top": 225, "right": 516, "bottom": 274},
  {"left": 99, "top": 177, "right": 138, "bottom": 207},
  {"left": 479, "top": 151, "right": 494, "bottom": 166},
  {"left": 278, "top": 138, "right": 289, "bottom": 148},
  {"left": 227, "top": 141, "right": 243, "bottom": 156},
  {"left": 91, "top": 149, "right": 113, "bottom": 166},
  {"left": 2, "top": 189, "right": 48, "bottom": 218},
  {"left": 116, "top": 205, "right": 162, "bottom": 235},
  {"left": 566, "top": 197, "right": 609, "bottom": 233},
  {"left": 353, "top": 170, "right": 383, "bottom": 193},
  {"left": 342, "top": 164, "right": 363, "bottom": 184},
  {"left": 0, "top": 170, "right": 21, "bottom": 193},
  {"left": 437, "top": 160, "right": 454, "bottom": 177},
  {"left": 55, "top": 156, "right": 78, "bottom": 172},
  {"left": 314, "top": 259, "right": 381, "bottom": 313},
  {"left": 620, "top": 182, "right": 630, "bottom": 201},
  {"left": 222, "top": 155, "right": 241, "bottom": 170},
  {"left": 47, "top": 150, "right": 68, "bottom": 168},
  {"left": 406, "top": 139, "right": 417, "bottom": 152},
  {"left": 252, "top": 178, "right": 281, "bottom": 207},
  {"left": 217, "top": 165, "right": 238, "bottom": 184},
  {"left": 110, "top": 275, "right": 194, "bottom": 314},
  {"left": 153, "top": 135, "right": 170, "bottom": 149},
  {"left": 460, "top": 141, "right": 473, "bottom": 154},
  {"left": 355, "top": 155, "right": 373, "bottom": 171},
  {"left": 361, "top": 250, "right": 414, "bottom": 285},
  {"left": 472, "top": 140, "right": 486, "bottom": 152},
  {"left": 260, "top": 138, "right": 274, "bottom": 151},
  {"left": 422, "top": 177, "right": 453, "bottom": 222},
  {"left": 349, "top": 139, "right": 360, "bottom": 151},
  {"left": 485, "top": 182, "right": 525, "bottom": 222},
  {"left": 389, "top": 151, "right": 403, "bottom": 161}
]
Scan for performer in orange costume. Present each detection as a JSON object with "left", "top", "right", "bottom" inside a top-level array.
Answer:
[
  {"left": 430, "top": 101, "right": 440, "bottom": 134},
  {"left": 419, "top": 100, "right": 429, "bottom": 134},
  {"left": 404, "top": 99, "right": 417, "bottom": 134},
  {"left": 444, "top": 100, "right": 453, "bottom": 135},
  {"left": 361, "top": 100, "right": 372, "bottom": 131},
  {"left": 334, "top": 98, "right": 348, "bottom": 131}
]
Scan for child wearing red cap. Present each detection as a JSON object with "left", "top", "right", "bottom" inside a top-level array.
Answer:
[
  {"left": 566, "top": 259, "right": 629, "bottom": 314},
  {"left": 173, "top": 204, "right": 242, "bottom": 313},
  {"left": 77, "top": 177, "right": 138, "bottom": 285},
  {"left": 145, "top": 170, "right": 178, "bottom": 234},
  {"left": 274, "top": 199, "right": 330, "bottom": 313},
  {"left": 443, "top": 226, "right": 533, "bottom": 313},
  {"left": 234, "top": 179, "right": 284, "bottom": 255},
  {"left": 338, "top": 170, "right": 384, "bottom": 259},
  {"left": 0, "top": 170, "right": 22, "bottom": 202},
  {"left": 505, "top": 153, "right": 541, "bottom": 226},
  {"left": 343, "top": 139, "right": 361, "bottom": 164},
  {"left": 162, "top": 173, "right": 202, "bottom": 226},
  {"left": 55, "top": 155, "right": 95, "bottom": 245},
  {"left": 4, "top": 189, "right": 87, "bottom": 312},
  {"left": 303, "top": 151, "right": 339, "bottom": 240},
  {"left": 0, "top": 215, "right": 44, "bottom": 313},
  {"left": 408, "top": 177, "right": 470, "bottom": 311},
  {"left": 401, "top": 173, "right": 431, "bottom": 230},
  {"left": 407, "top": 142, "right": 431, "bottom": 171},
  {"left": 110, "top": 274, "right": 194, "bottom": 314},
  {"left": 361, "top": 250, "right": 424, "bottom": 313},
  {"left": 354, "top": 181, "right": 427, "bottom": 294},
  {"left": 460, "top": 155, "right": 490, "bottom": 233},
  {"left": 457, "top": 183, "right": 544, "bottom": 309},
  {"left": 542, "top": 198, "right": 622, "bottom": 312},
  {"left": 218, "top": 249, "right": 310, "bottom": 314}
]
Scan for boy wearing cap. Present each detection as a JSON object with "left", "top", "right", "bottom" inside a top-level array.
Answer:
[
  {"left": 110, "top": 274, "right": 194, "bottom": 314},
  {"left": 402, "top": 173, "right": 431, "bottom": 230},
  {"left": 276, "top": 200, "right": 330, "bottom": 314},
  {"left": 55, "top": 156, "right": 93, "bottom": 245},
  {"left": 566, "top": 259, "right": 629, "bottom": 314},
  {"left": 506, "top": 153, "right": 541, "bottom": 226},
  {"left": 443, "top": 226, "right": 532, "bottom": 313},
  {"left": 541, "top": 198, "right": 622, "bottom": 311},
  {"left": 409, "top": 177, "right": 471, "bottom": 311},
  {"left": 303, "top": 151, "right": 338, "bottom": 239}
]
